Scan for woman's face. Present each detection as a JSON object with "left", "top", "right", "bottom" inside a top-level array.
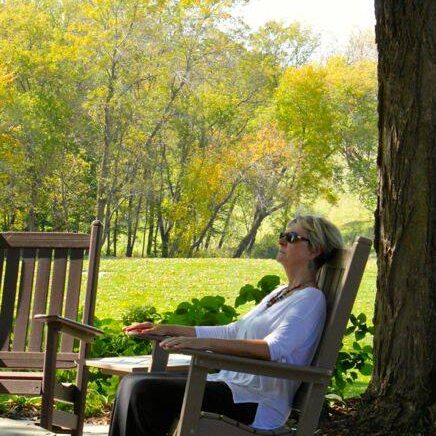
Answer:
[{"left": 276, "top": 223, "right": 316, "bottom": 270}]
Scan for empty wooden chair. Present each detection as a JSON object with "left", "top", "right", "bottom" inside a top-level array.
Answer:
[
  {"left": 0, "top": 221, "right": 104, "bottom": 436},
  {"left": 154, "top": 236, "right": 372, "bottom": 436}
]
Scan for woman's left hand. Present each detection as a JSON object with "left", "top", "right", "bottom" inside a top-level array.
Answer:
[{"left": 159, "top": 336, "right": 210, "bottom": 351}]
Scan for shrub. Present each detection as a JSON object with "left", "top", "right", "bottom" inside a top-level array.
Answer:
[
  {"left": 91, "top": 317, "right": 153, "bottom": 358},
  {"left": 162, "top": 295, "right": 237, "bottom": 326}
]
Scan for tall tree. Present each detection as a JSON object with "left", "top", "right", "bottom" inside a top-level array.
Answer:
[{"left": 357, "top": 1, "right": 435, "bottom": 434}]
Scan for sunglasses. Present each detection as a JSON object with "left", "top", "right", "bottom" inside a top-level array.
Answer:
[{"left": 279, "top": 231, "right": 311, "bottom": 245}]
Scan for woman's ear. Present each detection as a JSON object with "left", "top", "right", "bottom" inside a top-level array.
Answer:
[{"left": 308, "top": 244, "right": 323, "bottom": 260}]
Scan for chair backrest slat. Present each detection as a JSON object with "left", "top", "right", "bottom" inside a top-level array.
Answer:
[
  {"left": 315, "top": 237, "right": 371, "bottom": 369},
  {"left": 12, "top": 248, "right": 37, "bottom": 351},
  {"left": 28, "top": 249, "right": 52, "bottom": 352},
  {"left": 0, "top": 249, "right": 20, "bottom": 351},
  {"left": 61, "top": 249, "right": 84, "bottom": 352},
  {"left": 48, "top": 248, "right": 68, "bottom": 316}
]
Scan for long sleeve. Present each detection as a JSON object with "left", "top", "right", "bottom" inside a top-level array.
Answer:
[
  {"left": 263, "top": 291, "right": 326, "bottom": 362},
  {"left": 195, "top": 321, "right": 240, "bottom": 340}
]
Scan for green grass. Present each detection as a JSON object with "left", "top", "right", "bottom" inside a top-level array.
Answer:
[{"left": 94, "top": 255, "right": 376, "bottom": 320}]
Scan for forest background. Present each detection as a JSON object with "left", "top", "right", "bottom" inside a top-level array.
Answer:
[{"left": 0, "top": 0, "right": 377, "bottom": 259}]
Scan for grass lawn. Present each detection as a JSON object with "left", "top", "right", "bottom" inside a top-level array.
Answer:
[
  {"left": 94, "top": 255, "right": 377, "bottom": 321},
  {"left": 91, "top": 254, "right": 377, "bottom": 398}
]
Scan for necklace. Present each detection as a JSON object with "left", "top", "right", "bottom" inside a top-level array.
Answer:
[{"left": 265, "top": 280, "right": 315, "bottom": 309}]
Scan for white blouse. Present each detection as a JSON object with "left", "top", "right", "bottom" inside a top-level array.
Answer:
[{"left": 195, "top": 286, "right": 326, "bottom": 430}]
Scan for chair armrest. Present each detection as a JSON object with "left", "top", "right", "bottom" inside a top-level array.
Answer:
[
  {"left": 175, "top": 349, "right": 332, "bottom": 384},
  {"left": 34, "top": 314, "right": 103, "bottom": 343}
]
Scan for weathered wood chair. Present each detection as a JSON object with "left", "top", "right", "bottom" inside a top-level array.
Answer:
[
  {"left": 0, "top": 221, "right": 104, "bottom": 436},
  {"left": 147, "top": 236, "right": 372, "bottom": 436}
]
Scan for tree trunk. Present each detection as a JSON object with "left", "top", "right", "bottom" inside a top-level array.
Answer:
[
  {"left": 233, "top": 207, "right": 267, "bottom": 258},
  {"left": 125, "top": 196, "right": 134, "bottom": 257},
  {"left": 147, "top": 202, "right": 155, "bottom": 257},
  {"left": 141, "top": 204, "right": 148, "bottom": 258},
  {"left": 188, "top": 179, "right": 240, "bottom": 256},
  {"left": 28, "top": 174, "right": 38, "bottom": 231},
  {"left": 157, "top": 210, "right": 171, "bottom": 258},
  {"left": 357, "top": 1, "right": 435, "bottom": 434},
  {"left": 113, "top": 208, "right": 118, "bottom": 257},
  {"left": 130, "top": 194, "right": 143, "bottom": 256},
  {"left": 105, "top": 221, "right": 111, "bottom": 256},
  {"left": 204, "top": 226, "right": 213, "bottom": 250},
  {"left": 218, "top": 196, "right": 237, "bottom": 249}
]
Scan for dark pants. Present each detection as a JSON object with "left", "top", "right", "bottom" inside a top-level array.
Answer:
[{"left": 108, "top": 372, "right": 258, "bottom": 436}]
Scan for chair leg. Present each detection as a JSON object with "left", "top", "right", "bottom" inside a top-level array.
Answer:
[
  {"left": 71, "top": 350, "right": 91, "bottom": 436},
  {"left": 149, "top": 341, "right": 169, "bottom": 372},
  {"left": 175, "top": 360, "right": 209, "bottom": 436},
  {"left": 40, "top": 325, "right": 60, "bottom": 431},
  {"left": 295, "top": 383, "right": 327, "bottom": 436}
]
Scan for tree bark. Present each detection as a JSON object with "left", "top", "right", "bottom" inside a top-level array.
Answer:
[{"left": 356, "top": 1, "right": 435, "bottom": 434}]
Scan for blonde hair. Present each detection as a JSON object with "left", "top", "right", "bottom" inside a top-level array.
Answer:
[{"left": 288, "top": 215, "right": 344, "bottom": 269}]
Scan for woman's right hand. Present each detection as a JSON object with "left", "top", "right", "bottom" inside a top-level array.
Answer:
[{"left": 123, "top": 322, "right": 166, "bottom": 336}]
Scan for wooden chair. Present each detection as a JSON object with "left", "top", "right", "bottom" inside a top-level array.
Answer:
[
  {"left": 0, "top": 221, "right": 104, "bottom": 436},
  {"left": 150, "top": 236, "right": 372, "bottom": 436}
]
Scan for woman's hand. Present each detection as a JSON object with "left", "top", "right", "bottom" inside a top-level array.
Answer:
[
  {"left": 159, "top": 336, "right": 210, "bottom": 351},
  {"left": 123, "top": 322, "right": 166, "bottom": 336}
]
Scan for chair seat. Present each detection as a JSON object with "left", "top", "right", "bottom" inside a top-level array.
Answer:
[{"left": 199, "top": 412, "right": 294, "bottom": 435}]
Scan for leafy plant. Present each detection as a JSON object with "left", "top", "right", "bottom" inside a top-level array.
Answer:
[
  {"left": 162, "top": 295, "right": 237, "bottom": 326},
  {"left": 234, "top": 275, "right": 281, "bottom": 307},
  {"left": 90, "top": 317, "right": 152, "bottom": 358},
  {"left": 328, "top": 312, "right": 374, "bottom": 399},
  {"left": 121, "top": 305, "right": 162, "bottom": 326}
]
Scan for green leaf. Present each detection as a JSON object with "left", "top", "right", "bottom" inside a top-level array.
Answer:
[
  {"left": 357, "top": 313, "right": 367, "bottom": 323},
  {"left": 363, "top": 345, "right": 373, "bottom": 353},
  {"left": 355, "top": 330, "right": 365, "bottom": 341},
  {"left": 175, "top": 302, "right": 192, "bottom": 314},
  {"left": 345, "top": 325, "right": 355, "bottom": 335},
  {"left": 352, "top": 341, "right": 361, "bottom": 351},
  {"left": 234, "top": 295, "right": 246, "bottom": 308},
  {"left": 257, "top": 275, "right": 280, "bottom": 293},
  {"left": 239, "top": 284, "right": 256, "bottom": 296},
  {"left": 360, "top": 364, "right": 373, "bottom": 376},
  {"left": 222, "top": 304, "right": 237, "bottom": 318},
  {"left": 200, "top": 296, "right": 222, "bottom": 310}
]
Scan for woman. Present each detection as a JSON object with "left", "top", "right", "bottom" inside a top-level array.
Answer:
[{"left": 109, "top": 215, "right": 343, "bottom": 436}]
